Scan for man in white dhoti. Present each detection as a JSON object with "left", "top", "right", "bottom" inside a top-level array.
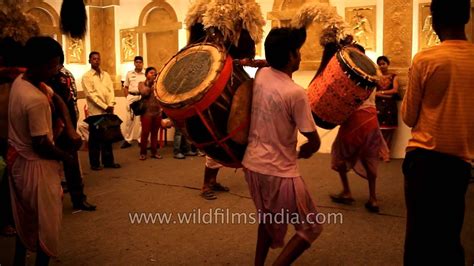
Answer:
[{"left": 8, "top": 36, "right": 71, "bottom": 265}]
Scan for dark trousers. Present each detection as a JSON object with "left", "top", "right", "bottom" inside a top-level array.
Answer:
[
  {"left": 88, "top": 125, "right": 114, "bottom": 167},
  {"left": 56, "top": 135, "right": 85, "bottom": 205},
  {"left": 140, "top": 115, "right": 161, "bottom": 156},
  {"left": 403, "top": 148, "right": 470, "bottom": 266},
  {"left": 63, "top": 151, "right": 86, "bottom": 204}
]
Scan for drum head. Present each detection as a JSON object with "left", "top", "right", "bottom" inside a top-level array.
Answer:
[
  {"left": 338, "top": 47, "right": 380, "bottom": 87},
  {"left": 155, "top": 44, "right": 226, "bottom": 109}
]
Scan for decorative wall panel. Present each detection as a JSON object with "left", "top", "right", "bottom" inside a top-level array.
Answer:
[
  {"left": 66, "top": 37, "right": 86, "bottom": 64},
  {"left": 345, "top": 6, "right": 376, "bottom": 51},
  {"left": 120, "top": 29, "right": 138, "bottom": 62},
  {"left": 383, "top": 0, "right": 412, "bottom": 68}
]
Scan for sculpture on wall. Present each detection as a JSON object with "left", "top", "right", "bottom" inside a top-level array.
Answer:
[
  {"left": 345, "top": 7, "right": 376, "bottom": 50},
  {"left": 120, "top": 30, "right": 137, "bottom": 62},
  {"left": 422, "top": 15, "right": 440, "bottom": 47},
  {"left": 352, "top": 12, "right": 372, "bottom": 48},
  {"left": 67, "top": 37, "right": 85, "bottom": 64}
]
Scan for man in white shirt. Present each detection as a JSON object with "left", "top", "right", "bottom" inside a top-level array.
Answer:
[
  {"left": 82, "top": 51, "right": 120, "bottom": 170},
  {"left": 121, "top": 56, "right": 146, "bottom": 148}
]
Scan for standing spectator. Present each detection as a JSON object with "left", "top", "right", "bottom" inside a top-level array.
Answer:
[
  {"left": 8, "top": 36, "right": 67, "bottom": 266},
  {"left": 137, "top": 67, "right": 163, "bottom": 160},
  {"left": 48, "top": 57, "right": 96, "bottom": 211},
  {"left": 82, "top": 51, "right": 120, "bottom": 170},
  {"left": 121, "top": 56, "right": 145, "bottom": 149},
  {"left": 401, "top": 0, "right": 474, "bottom": 264},
  {"left": 375, "top": 55, "right": 399, "bottom": 155},
  {"left": 242, "top": 27, "right": 322, "bottom": 265}
]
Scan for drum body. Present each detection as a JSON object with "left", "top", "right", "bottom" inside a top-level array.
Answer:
[
  {"left": 155, "top": 43, "right": 251, "bottom": 167},
  {"left": 308, "top": 47, "right": 379, "bottom": 129}
]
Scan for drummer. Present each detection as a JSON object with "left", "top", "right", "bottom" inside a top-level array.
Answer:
[
  {"left": 184, "top": 1, "right": 263, "bottom": 201},
  {"left": 327, "top": 44, "right": 389, "bottom": 213},
  {"left": 242, "top": 27, "right": 322, "bottom": 265}
]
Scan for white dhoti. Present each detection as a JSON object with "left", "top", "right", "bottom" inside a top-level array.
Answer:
[{"left": 9, "top": 149, "right": 62, "bottom": 257}]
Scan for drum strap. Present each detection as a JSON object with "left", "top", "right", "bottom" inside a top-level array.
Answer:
[
  {"left": 193, "top": 117, "right": 249, "bottom": 149},
  {"left": 193, "top": 110, "right": 245, "bottom": 165}
]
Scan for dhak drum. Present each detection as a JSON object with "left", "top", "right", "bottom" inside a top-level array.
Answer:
[
  {"left": 308, "top": 46, "right": 380, "bottom": 129},
  {"left": 155, "top": 43, "right": 252, "bottom": 168}
]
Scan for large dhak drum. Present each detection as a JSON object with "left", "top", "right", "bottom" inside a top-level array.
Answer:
[
  {"left": 155, "top": 43, "right": 252, "bottom": 168},
  {"left": 308, "top": 46, "right": 380, "bottom": 129}
]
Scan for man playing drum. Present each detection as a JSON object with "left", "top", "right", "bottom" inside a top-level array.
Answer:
[{"left": 242, "top": 27, "right": 322, "bottom": 266}]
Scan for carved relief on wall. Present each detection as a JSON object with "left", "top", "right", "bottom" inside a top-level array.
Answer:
[
  {"left": 418, "top": 4, "right": 440, "bottom": 50},
  {"left": 120, "top": 29, "right": 137, "bottom": 62},
  {"left": 345, "top": 6, "right": 376, "bottom": 51},
  {"left": 89, "top": 6, "right": 117, "bottom": 77},
  {"left": 383, "top": 0, "right": 412, "bottom": 67},
  {"left": 66, "top": 37, "right": 85, "bottom": 64},
  {"left": 419, "top": 3, "right": 474, "bottom": 50}
]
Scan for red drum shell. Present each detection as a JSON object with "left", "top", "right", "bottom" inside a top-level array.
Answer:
[{"left": 308, "top": 47, "right": 379, "bottom": 129}]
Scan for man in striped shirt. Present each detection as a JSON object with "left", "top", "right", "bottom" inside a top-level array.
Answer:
[{"left": 401, "top": 0, "right": 473, "bottom": 265}]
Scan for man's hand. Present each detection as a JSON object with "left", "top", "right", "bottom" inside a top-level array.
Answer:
[
  {"left": 298, "top": 131, "right": 321, "bottom": 159},
  {"left": 298, "top": 142, "right": 317, "bottom": 159},
  {"left": 123, "top": 86, "right": 129, "bottom": 97},
  {"left": 105, "top": 106, "right": 114, "bottom": 113}
]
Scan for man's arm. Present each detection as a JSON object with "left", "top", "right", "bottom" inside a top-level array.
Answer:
[
  {"left": 298, "top": 131, "right": 321, "bottom": 159},
  {"left": 82, "top": 72, "right": 109, "bottom": 111},
  {"left": 401, "top": 60, "right": 424, "bottom": 127},
  {"left": 123, "top": 85, "right": 129, "bottom": 97},
  {"left": 27, "top": 98, "right": 73, "bottom": 161},
  {"left": 104, "top": 72, "right": 116, "bottom": 113},
  {"left": 123, "top": 72, "right": 130, "bottom": 97},
  {"left": 291, "top": 90, "right": 321, "bottom": 159},
  {"left": 376, "top": 76, "right": 399, "bottom": 97},
  {"left": 32, "top": 135, "right": 72, "bottom": 161},
  {"left": 51, "top": 93, "right": 82, "bottom": 150}
]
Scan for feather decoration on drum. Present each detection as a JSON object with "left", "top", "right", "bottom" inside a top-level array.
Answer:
[
  {"left": 185, "top": 0, "right": 208, "bottom": 29},
  {"left": 186, "top": 0, "right": 265, "bottom": 46},
  {"left": 291, "top": 2, "right": 353, "bottom": 45},
  {"left": 0, "top": 1, "right": 40, "bottom": 45}
]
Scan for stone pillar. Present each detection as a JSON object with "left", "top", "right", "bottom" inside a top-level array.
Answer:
[{"left": 86, "top": 0, "right": 119, "bottom": 86}]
